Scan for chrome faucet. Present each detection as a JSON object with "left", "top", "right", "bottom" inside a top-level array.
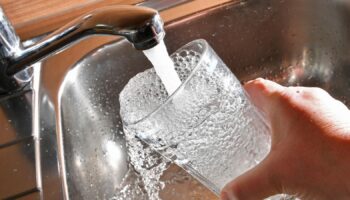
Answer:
[{"left": 0, "top": 5, "right": 164, "bottom": 95}]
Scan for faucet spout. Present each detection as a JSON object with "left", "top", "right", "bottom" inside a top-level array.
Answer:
[{"left": 5, "top": 5, "right": 164, "bottom": 76}]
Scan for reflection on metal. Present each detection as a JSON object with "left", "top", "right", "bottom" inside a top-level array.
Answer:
[
  {"left": 138, "top": 0, "right": 192, "bottom": 11},
  {"left": 2, "top": 0, "right": 350, "bottom": 199},
  {"left": 32, "top": 62, "right": 42, "bottom": 199}
]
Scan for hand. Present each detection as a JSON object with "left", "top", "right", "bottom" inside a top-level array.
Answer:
[{"left": 221, "top": 78, "right": 350, "bottom": 200}]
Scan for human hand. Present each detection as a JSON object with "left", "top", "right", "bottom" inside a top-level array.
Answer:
[{"left": 221, "top": 78, "right": 350, "bottom": 200}]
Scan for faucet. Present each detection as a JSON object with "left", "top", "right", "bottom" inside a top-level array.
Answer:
[{"left": 0, "top": 5, "right": 164, "bottom": 95}]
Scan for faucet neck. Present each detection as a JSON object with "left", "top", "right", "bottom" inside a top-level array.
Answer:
[{"left": 0, "top": 5, "right": 165, "bottom": 95}]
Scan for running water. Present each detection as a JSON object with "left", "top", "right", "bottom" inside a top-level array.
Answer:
[
  {"left": 116, "top": 42, "right": 184, "bottom": 200},
  {"left": 143, "top": 40, "right": 182, "bottom": 95}
]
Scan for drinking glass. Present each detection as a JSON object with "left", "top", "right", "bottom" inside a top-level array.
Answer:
[{"left": 120, "top": 39, "right": 271, "bottom": 195}]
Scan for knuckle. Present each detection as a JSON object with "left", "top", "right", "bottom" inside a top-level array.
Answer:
[
  {"left": 274, "top": 89, "right": 293, "bottom": 105},
  {"left": 302, "top": 87, "right": 329, "bottom": 99},
  {"left": 223, "top": 181, "right": 242, "bottom": 199},
  {"left": 251, "top": 78, "right": 268, "bottom": 90}
]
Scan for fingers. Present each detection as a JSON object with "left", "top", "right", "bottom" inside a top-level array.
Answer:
[{"left": 221, "top": 156, "right": 280, "bottom": 200}]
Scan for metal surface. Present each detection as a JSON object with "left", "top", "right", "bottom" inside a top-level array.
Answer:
[
  {"left": 0, "top": 5, "right": 164, "bottom": 95},
  {"left": 0, "top": 4, "right": 165, "bottom": 199},
  {"left": 138, "top": 0, "right": 191, "bottom": 11},
  {"left": 2, "top": 0, "right": 350, "bottom": 199}
]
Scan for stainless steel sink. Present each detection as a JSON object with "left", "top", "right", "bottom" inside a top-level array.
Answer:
[{"left": 31, "top": 0, "right": 350, "bottom": 199}]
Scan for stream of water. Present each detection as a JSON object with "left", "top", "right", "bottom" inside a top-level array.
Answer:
[{"left": 142, "top": 40, "right": 182, "bottom": 95}]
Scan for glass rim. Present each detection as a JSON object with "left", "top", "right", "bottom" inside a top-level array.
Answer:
[{"left": 125, "top": 38, "right": 210, "bottom": 126}]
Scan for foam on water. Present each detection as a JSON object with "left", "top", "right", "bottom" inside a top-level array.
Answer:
[{"left": 120, "top": 50, "right": 200, "bottom": 125}]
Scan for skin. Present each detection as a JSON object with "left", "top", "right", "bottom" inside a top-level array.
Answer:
[{"left": 221, "top": 78, "right": 350, "bottom": 200}]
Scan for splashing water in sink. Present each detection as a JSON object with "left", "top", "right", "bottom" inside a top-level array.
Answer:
[{"left": 116, "top": 41, "right": 184, "bottom": 200}]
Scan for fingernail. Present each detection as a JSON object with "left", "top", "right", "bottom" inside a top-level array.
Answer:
[
  {"left": 245, "top": 80, "right": 255, "bottom": 84},
  {"left": 221, "top": 191, "right": 239, "bottom": 200},
  {"left": 255, "top": 77, "right": 265, "bottom": 81},
  {"left": 245, "top": 78, "right": 265, "bottom": 85}
]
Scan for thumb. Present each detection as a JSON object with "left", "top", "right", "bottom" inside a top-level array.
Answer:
[
  {"left": 220, "top": 78, "right": 285, "bottom": 200},
  {"left": 243, "top": 78, "right": 285, "bottom": 118},
  {"left": 221, "top": 156, "right": 280, "bottom": 200}
]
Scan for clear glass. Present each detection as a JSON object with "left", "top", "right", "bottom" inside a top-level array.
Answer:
[{"left": 120, "top": 39, "right": 271, "bottom": 195}]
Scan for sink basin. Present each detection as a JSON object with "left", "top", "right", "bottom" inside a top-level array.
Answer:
[{"left": 36, "top": 0, "right": 350, "bottom": 199}]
